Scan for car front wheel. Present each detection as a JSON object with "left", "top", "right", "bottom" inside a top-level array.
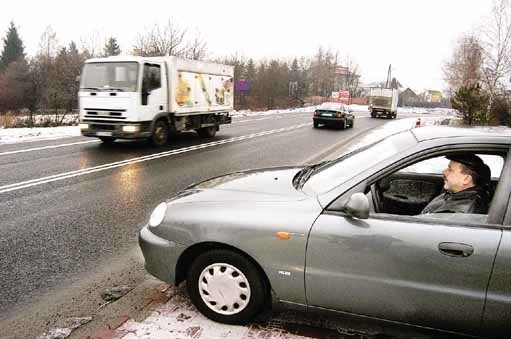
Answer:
[{"left": 187, "top": 249, "right": 267, "bottom": 325}]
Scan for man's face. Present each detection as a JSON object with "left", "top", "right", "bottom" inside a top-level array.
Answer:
[{"left": 442, "top": 161, "right": 473, "bottom": 193}]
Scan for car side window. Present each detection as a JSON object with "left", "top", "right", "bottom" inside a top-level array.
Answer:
[
  {"left": 369, "top": 153, "right": 505, "bottom": 221},
  {"left": 399, "top": 154, "right": 503, "bottom": 177}
]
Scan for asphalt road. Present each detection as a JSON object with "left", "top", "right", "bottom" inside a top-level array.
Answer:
[{"left": 0, "top": 110, "right": 394, "bottom": 337}]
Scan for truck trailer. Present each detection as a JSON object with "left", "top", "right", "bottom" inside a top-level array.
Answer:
[
  {"left": 78, "top": 56, "right": 234, "bottom": 146},
  {"left": 368, "top": 87, "right": 398, "bottom": 119}
]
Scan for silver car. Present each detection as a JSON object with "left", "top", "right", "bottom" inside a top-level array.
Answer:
[{"left": 139, "top": 126, "right": 511, "bottom": 337}]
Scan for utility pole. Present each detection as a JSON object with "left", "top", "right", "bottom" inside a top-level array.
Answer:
[{"left": 385, "top": 64, "right": 392, "bottom": 88}]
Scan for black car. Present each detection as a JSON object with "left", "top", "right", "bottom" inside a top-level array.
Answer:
[{"left": 313, "top": 102, "right": 354, "bottom": 129}]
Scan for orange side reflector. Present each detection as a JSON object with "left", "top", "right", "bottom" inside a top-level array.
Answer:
[{"left": 276, "top": 232, "right": 291, "bottom": 240}]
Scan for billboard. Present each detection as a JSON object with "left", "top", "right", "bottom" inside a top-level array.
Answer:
[{"left": 339, "top": 90, "right": 350, "bottom": 103}]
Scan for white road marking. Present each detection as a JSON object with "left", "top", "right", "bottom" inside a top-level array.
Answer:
[
  {"left": 0, "top": 140, "right": 100, "bottom": 157},
  {"left": 231, "top": 113, "right": 312, "bottom": 124},
  {"left": 0, "top": 123, "right": 311, "bottom": 194}
]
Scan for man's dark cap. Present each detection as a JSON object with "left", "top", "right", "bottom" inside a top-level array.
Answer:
[{"left": 446, "top": 153, "right": 491, "bottom": 183}]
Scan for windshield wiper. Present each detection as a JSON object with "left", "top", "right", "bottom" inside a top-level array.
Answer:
[
  {"left": 79, "top": 87, "right": 125, "bottom": 92},
  {"left": 102, "top": 87, "right": 125, "bottom": 92},
  {"left": 293, "top": 160, "right": 333, "bottom": 188}
]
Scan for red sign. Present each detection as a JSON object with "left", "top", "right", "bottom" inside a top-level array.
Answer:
[{"left": 339, "top": 90, "right": 350, "bottom": 98}]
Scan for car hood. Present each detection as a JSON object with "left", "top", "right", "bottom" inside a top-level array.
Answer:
[{"left": 171, "top": 167, "right": 307, "bottom": 203}]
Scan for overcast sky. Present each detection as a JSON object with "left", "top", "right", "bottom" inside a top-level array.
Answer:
[{"left": 1, "top": 0, "right": 493, "bottom": 92}]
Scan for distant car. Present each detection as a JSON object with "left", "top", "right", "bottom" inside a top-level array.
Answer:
[
  {"left": 313, "top": 102, "right": 354, "bottom": 129},
  {"left": 139, "top": 126, "right": 511, "bottom": 338}
]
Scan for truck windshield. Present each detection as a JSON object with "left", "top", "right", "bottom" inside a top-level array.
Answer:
[{"left": 80, "top": 62, "right": 139, "bottom": 92}]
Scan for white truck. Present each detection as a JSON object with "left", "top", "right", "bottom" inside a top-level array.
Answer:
[
  {"left": 368, "top": 87, "right": 398, "bottom": 119},
  {"left": 78, "top": 56, "right": 234, "bottom": 146}
]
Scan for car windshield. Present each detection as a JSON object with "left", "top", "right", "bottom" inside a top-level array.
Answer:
[
  {"left": 80, "top": 62, "right": 139, "bottom": 92},
  {"left": 303, "top": 131, "right": 417, "bottom": 194},
  {"left": 318, "top": 102, "right": 343, "bottom": 111}
]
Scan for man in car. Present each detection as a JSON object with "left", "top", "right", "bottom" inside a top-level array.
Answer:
[{"left": 421, "top": 154, "right": 491, "bottom": 214}]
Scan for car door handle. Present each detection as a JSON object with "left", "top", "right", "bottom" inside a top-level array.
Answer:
[{"left": 438, "top": 242, "right": 474, "bottom": 257}]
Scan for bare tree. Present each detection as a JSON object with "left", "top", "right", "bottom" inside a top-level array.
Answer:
[
  {"left": 79, "top": 30, "right": 105, "bottom": 58},
  {"left": 37, "top": 26, "right": 59, "bottom": 58},
  {"left": 133, "top": 20, "right": 186, "bottom": 57},
  {"left": 480, "top": 0, "right": 511, "bottom": 119},
  {"left": 443, "top": 34, "right": 483, "bottom": 91},
  {"left": 341, "top": 55, "right": 361, "bottom": 99},
  {"left": 183, "top": 29, "right": 208, "bottom": 60}
]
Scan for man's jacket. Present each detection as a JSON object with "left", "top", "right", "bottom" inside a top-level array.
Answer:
[{"left": 421, "top": 187, "right": 489, "bottom": 214}]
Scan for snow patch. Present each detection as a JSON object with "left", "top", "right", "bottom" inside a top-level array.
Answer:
[
  {"left": 0, "top": 126, "right": 81, "bottom": 145},
  {"left": 37, "top": 317, "right": 92, "bottom": 339}
]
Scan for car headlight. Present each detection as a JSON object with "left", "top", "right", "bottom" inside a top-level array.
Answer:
[{"left": 149, "top": 202, "right": 167, "bottom": 227}]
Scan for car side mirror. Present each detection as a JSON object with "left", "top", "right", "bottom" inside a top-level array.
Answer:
[{"left": 342, "top": 192, "right": 369, "bottom": 219}]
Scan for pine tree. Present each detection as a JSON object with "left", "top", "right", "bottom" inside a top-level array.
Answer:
[
  {"left": 0, "top": 22, "right": 25, "bottom": 71},
  {"left": 103, "top": 37, "right": 121, "bottom": 57},
  {"left": 451, "top": 84, "right": 489, "bottom": 126}
]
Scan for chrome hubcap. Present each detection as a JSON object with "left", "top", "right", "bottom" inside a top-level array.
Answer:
[{"left": 198, "top": 263, "right": 251, "bottom": 315}]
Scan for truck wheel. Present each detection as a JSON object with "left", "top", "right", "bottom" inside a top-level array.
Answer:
[
  {"left": 187, "top": 249, "right": 268, "bottom": 325},
  {"left": 151, "top": 119, "right": 169, "bottom": 147},
  {"left": 197, "top": 126, "right": 217, "bottom": 138},
  {"left": 98, "top": 137, "right": 115, "bottom": 145}
]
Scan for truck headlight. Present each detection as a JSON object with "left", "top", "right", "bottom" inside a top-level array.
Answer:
[
  {"left": 122, "top": 125, "right": 140, "bottom": 133},
  {"left": 149, "top": 202, "right": 167, "bottom": 227},
  {"left": 79, "top": 123, "right": 89, "bottom": 130}
]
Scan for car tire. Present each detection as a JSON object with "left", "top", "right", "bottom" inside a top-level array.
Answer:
[
  {"left": 313, "top": 121, "right": 319, "bottom": 128},
  {"left": 98, "top": 137, "right": 115, "bottom": 145},
  {"left": 187, "top": 249, "right": 267, "bottom": 325},
  {"left": 151, "top": 119, "right": 169, "bottom": 147},
  {"left": 350, "top": 119, "right": 354, "bottom": 128}
]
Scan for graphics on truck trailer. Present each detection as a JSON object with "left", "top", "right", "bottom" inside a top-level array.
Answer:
[{"left": 78, "top": 56, "right": 234, "bottom": 146}]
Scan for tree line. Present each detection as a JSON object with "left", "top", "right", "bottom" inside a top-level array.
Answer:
[
  {"left": 444, "top": 0, "right": 511, "bottom": 126},
  {"left": 0, "top": 20, "right": 359, "bottom": 126}
]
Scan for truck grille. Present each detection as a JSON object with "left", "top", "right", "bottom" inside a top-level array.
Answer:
[{"left": 84, "top": 108, "right": 126, "bottom": 120}]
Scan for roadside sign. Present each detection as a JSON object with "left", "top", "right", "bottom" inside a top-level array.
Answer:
[{"left": 235, "top": 80, "right": 250, "bottom": 92}]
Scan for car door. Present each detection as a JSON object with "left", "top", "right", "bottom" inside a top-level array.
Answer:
[{"left": 306, "top": 210, "right": 501, "bottom": 334}]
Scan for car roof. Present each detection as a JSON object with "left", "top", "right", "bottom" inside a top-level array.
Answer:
[{"left": 411, "top": 126, "right": 511, "bottom": 143}]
